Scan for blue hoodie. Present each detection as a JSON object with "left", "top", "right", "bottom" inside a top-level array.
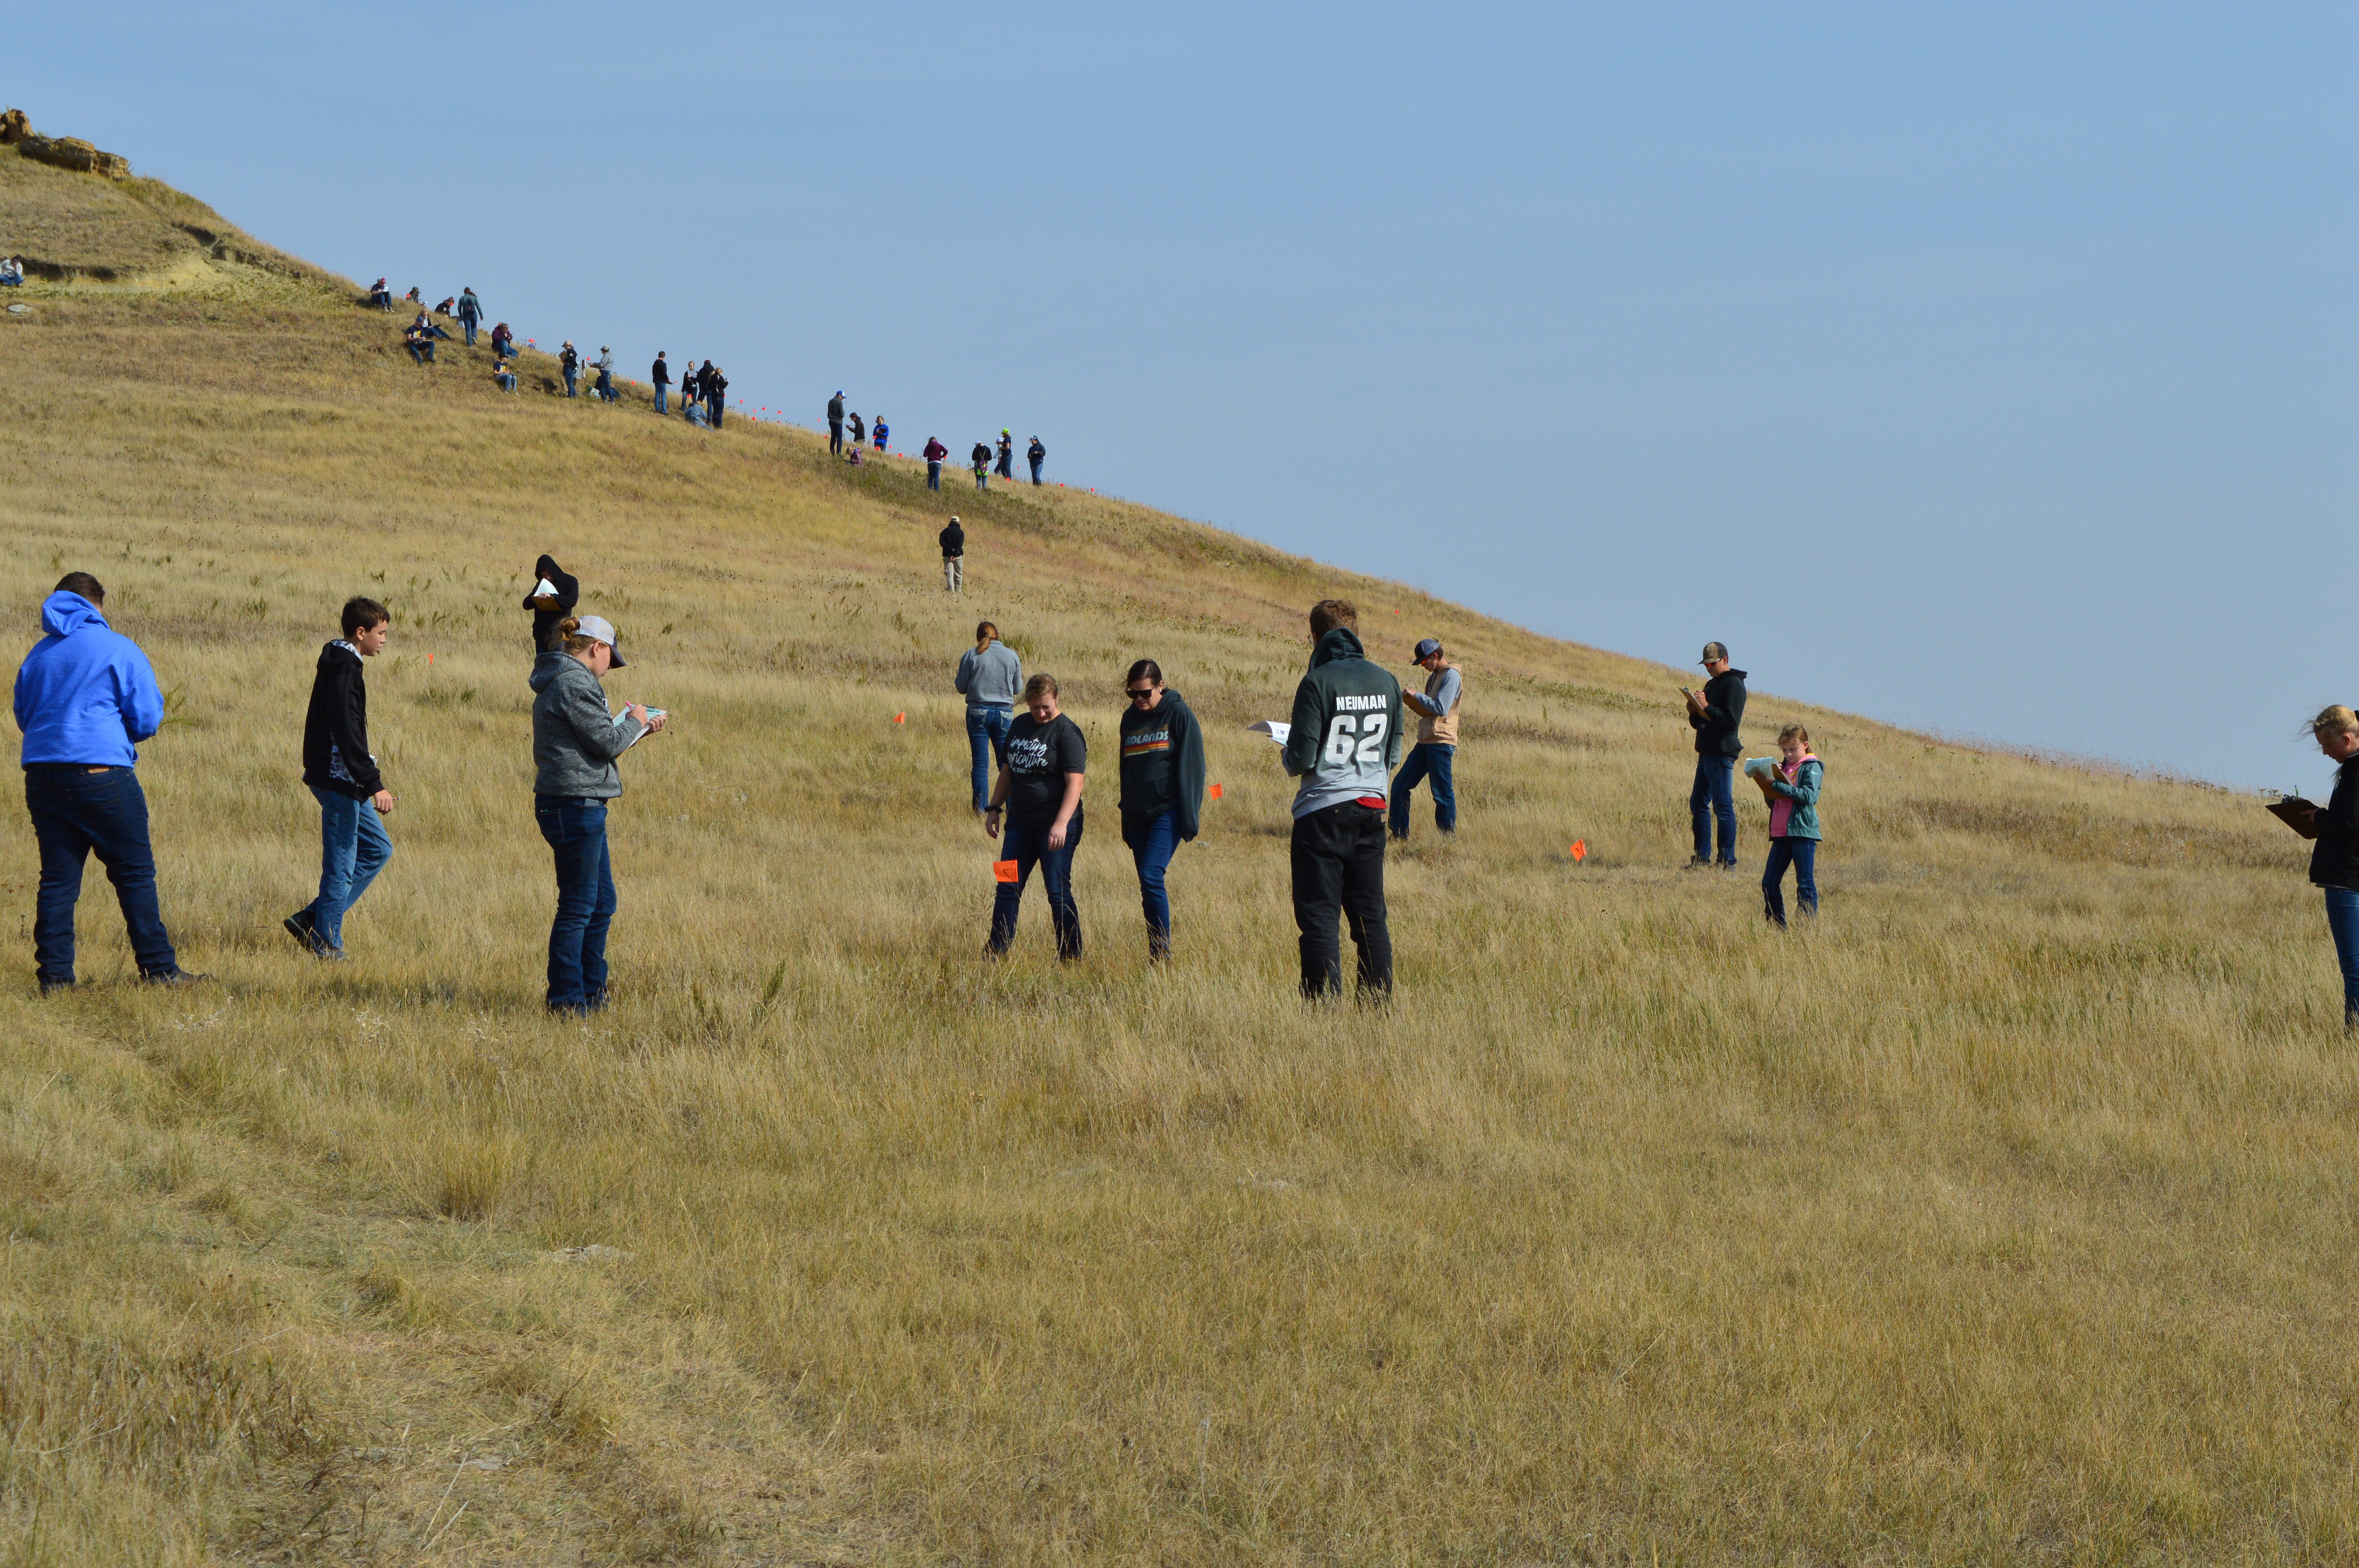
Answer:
[{"left": 13, "top": 593, "right": 166, "bottom": 767}]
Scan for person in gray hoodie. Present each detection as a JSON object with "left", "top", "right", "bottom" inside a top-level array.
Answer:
[
  {"left": 1282, "top": 599, "right": 1404, "bottom": 1000},
  {"left": 529, "top": 614, "right": 667, "bottom": 1013},
  {"left": 954, "top": 621, "right": 1023, "bottom": 815}
]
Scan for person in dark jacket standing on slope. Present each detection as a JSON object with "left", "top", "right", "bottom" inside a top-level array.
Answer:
[
  {"left": 827, "top": 391, "right": 845, "bottom": 454},
  {"left": 559, "top": 341, "right": 579, "bottom": 398},
  {"left": 704, "top": 363, "right": 727, "bottom": 427},
  {"left": 971, "top": 441, "right": 992, "bottom": 492},
  {"left": 12, "top": 573, "right": 204, "bottom": 992},
  {"left": 523, "top": 554, "right": 581, "bottom": 654},
  {"left": 1283, "top": 599, "right": 1404, "bottom": 1000},
  {"left": 286, "top": 597, "right": 395, "bottom": 958},
  {"left": 1118, "top": 659, "right": 1206, "bottom": 961},
  {"left": 923, "top": 436, "right": 948, "bottom": 491},
  {"left": 996, "top": 430, "right": 1014, "bottom": 479},
  {"left": 456, "top": 287, "right": 483, "bottom": 346},
  {"left": 939, "top": 516, "right": 966, "bottom": 595},
  {"left": 680, "top": 359, "right": 701, "bottom": 413},
  {"left": 1027, "top": 436, "right": 1045, "bottom": 485},
  {"left": 1683, "top": 641, "right": 1747, "bottom": 869},
  {"left": 651, "top": 351, "right": 671, "bottom": 415},
  {"left": 2301, "top": 705, "right": 2359, "bottom": 1030}
]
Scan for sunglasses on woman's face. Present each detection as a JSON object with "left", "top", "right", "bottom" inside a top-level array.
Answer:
[{"left": 1127, "top": 687, "right": 1156, "bottom": 701}]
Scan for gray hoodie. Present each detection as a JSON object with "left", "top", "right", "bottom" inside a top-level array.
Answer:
[
  {"left": 529, "top": 650, "right": 644, "bottom": 798},
  {"left": 954, "top": 641, "right": 1023, "bottom": 708}
]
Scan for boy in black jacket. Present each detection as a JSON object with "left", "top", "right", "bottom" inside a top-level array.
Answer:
[
  {"left": 1282, "top": 599, "right": 1404, "bottom": 999},
  {"left": 285, "top": 597, "right": 394, "bottom": 958}
]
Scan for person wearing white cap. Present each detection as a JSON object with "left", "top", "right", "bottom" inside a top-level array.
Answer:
[{"left": 527, "top": 613, "right": 668, "bottom": 1013}]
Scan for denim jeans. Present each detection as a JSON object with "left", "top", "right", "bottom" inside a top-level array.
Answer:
[
  {"left": 709, "top": 394, "right": 723, "bottom": 428},
  {"left": 1029, "top": 459, "right": 1042, "bottom": 485},
  {"left": 974, "top": 470, "right": 987, "bottom": 490},
  {"left": 462, "top": 319, "right": 478, "bottom": 345},
  {"left": 1389, "top": 743, "right": 1456, "bottom": 837},
  {"left": 927, "top": 460, "right": 942, "bottom": 490},
  {"left": 1123, "top": 808, "right": 1180, "bottom": 956},
  {"left": 536, "top": 797, "right": 617, "bottom": 1011},
  {"left": 654, "top": 384, "right": 667, "bottom": 414},
  {"left": 24, "top": 764, "right": 178, "bottom": 984},
  {"left": 2325, "top": 888, "right": 2359, "bottom": 1027},
  {"left": 989, "top": 816, "right": 1084, "bottom": 958},
  {"left": 1291, "top": 801, "right": 1390, "bottom": 998},
  {"left": 563, "top": 367, "right": 577, "bottom": 397},
  {"left": 1690, "top": 753, "right": 1737, "bottom": 863},
  {"left": 829, "top": 420, "right": 844, "bottom": 453},
  {"left": 965, "top": 704, "right": 1012, "bottom": 811},
  {"left": 300, "top": 785, "right": 392, "bottom": 950},
  {"left": 1762, "top": 836, "right": 1818, "bottom": 927}
]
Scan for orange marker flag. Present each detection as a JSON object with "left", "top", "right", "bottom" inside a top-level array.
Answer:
[
  {"left": 993, "top": 859, "right": 1020, "bottom": 883},
  {"left": 1569, "top": 840, "right": 1587, "bottom": 861},
  {"left": 894, "top": 712, "right": 906, "bottom": 724},
  {"left": 427, "top": 653, "right": 433, "bottom": 663},
  {"left": 1209, "top": 783, "right": 1223, "bottom": 800}
]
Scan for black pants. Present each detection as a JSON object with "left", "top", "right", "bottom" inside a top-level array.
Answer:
[
  {"left": 829, "top": 419, "right": 843, "bottom": 453},
  {"left": 1290, "top": 801, "right": 1391, "bottom": 998}
]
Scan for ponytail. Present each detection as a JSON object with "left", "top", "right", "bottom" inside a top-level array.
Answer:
[{"left": 559, "top": 616, "right": 597, "bottom": 657}]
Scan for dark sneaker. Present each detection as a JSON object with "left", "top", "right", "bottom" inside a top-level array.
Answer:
[
  {"left": 37, "top": 979, "right": 76, "bottom": 996},
  {"left": 142, "top": 968, "right": 211, "bottom": 987},
  {"left": 283, "top": 911, "right": 326, "bottom": 955},
  {"left": 1680, "top": 857, "right": 1712, "bottom": 871}
]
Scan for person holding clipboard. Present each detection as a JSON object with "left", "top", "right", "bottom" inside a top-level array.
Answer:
[{"left": 2280, "top": 706, "right": 2359, "bottom": 1031}]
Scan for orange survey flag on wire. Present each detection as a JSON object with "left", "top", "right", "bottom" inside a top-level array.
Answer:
[
  {"left": 1209, "top": 783, "right": 1223, "bottom": 800},
  {"left": 1569, "top": 840, "right": 1587, "bottom": 861},
  {"left": 993, "top": 860, "right": 1020, "bottom": 883}
]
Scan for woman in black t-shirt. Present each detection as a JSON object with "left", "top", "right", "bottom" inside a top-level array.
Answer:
[{"left": 984, "top": 673, "right": 1086, "bottom": 958}]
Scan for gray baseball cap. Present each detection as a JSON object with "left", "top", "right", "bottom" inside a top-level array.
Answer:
[
  {"left": 1414, "top": 638, "right": 1443, "bottom": 661},
  {"left": 1700, "top": 641, "right": 1728, "bottom": 664},
  {"left": 573, "top": 614, "right": 626, "bottom": 668}
]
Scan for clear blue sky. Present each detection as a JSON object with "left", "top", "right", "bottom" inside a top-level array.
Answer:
[{"left": 14, "top": 3, "right": 2354, "bottom": 787}]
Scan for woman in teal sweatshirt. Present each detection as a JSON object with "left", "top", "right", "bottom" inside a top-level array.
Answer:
[{"left": 1116, "top": 660, "right": 1207, "bottom": 960}]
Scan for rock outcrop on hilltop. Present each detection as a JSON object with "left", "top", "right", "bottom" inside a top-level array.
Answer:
[{"left": 2, "top": 109, "right": 132, "bottom": 179}]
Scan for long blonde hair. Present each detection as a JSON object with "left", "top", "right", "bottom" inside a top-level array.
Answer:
[{"left": 2308, "top": 705, "right": 2359, "bottom": 739}]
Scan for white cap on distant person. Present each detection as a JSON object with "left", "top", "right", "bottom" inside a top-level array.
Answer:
[{"left": 574, "top": 614, "right": 626, "bottom": 668}]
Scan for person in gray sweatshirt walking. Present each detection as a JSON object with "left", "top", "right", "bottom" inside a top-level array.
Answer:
[
  {"left": 954, "top": 621, "right": 1023, "bottom": 816},
  {"left": 529, "top": 614, "right": 667, "bottom": 1014}
]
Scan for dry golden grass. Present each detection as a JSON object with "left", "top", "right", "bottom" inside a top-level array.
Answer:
[{"left": 3, "top": 151, "right": 2357, "bottom": 1563}]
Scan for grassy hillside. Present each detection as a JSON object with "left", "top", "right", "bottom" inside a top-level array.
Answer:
[{"left": 4, "top": 143, "right": 2356, "bottom": 1565}]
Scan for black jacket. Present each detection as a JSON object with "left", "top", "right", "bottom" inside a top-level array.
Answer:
[
  {"left": 302, "top": 640, "right": 382, "bottom": 799},
  {"left": 827, "top": 395, "right": 844, "bottom": 423},
  {"left": 652, "top": 358, "right": 669, "bottom": 385},
  {"left": 939, "top": 522, "right": 965, "bottom": 559},
  {"left": 523, "top": 554, "right": 580, "bottom": 653},
  {"left": 1689, "top": 667, "right": 1747, "bottom": 757},
  {"left": 2312, "top": 758, "right": 2359, "bottom": 889},
  {"left": 1118, "top": 687, "right": 1207, "bottom": 842},
  {"left": 705, "top": 369, "right": 727, "bottom": 398},
  {"left": 1028, "top": 439, "right": 1045, "bottom": 463},
  {"left": 971, "top": 443, "right": 991, "bottom": 466},
  {"left": 560, "top": 346, "right": 577, "bottom": 372}
]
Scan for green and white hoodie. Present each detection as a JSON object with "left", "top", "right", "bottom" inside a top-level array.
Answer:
[{"left": 1283, "top": 626, "right": 1406, "bottom": 818}]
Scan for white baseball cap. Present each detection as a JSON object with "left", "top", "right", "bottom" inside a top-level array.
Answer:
[{"left": 573, "top": 614, "right": 625, "bottom": 667}]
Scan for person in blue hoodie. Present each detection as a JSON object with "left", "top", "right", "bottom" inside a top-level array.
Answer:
[{"left": 12, "top": 573, "right": 204, "bottom": 993}]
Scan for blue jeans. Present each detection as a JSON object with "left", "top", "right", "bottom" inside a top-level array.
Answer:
[
  {"left": 1762, "top": 836, "right": 1818, "bottom": 927},
  {"left": 1030, "top": 458, "right": 1042, "bottom": 485},
  {"left": 2325, "top": 888, "right": 2359, "bottom": 1026},
  {"left": 990, "top": 817, "right": 1084, "bottom": 958},
  {"left": 563, "top": 367, "right": 577, "bottom": 397},
  {"left": 927, "top": 461, "right": 942, "bottom": 490},
  {"left": 1389, "top": 743, "right": 1456, "bottom": 837},
  {"left": 300, "top": 785, "right": 392, "bottom": 950},
  {"left": 24, "top": 764, "right": 178, "bottom": 984},
  {"left": 536, "top": 797, "right": 617, "bottom": 1011},
  {"left": 709, "top": 394, "right": 723, "bottom": 428},
  {"left": 1690, "top": 753, "right": 1737, "bottom": 863},
  {"left": 654, "top": 384, "right": 667, "bottom": 414},
  {"left": 966, "top": 704, "right": 1012, "bottom": 811},
  {"left": 975, "top": 470, "right": 987, "bottom": 490},
  {"left": 1123, "top": 809, "right": 1180, "bottom": 956},
  {"left": 462, "top": 319, "right": 478, "bottom": 345}
]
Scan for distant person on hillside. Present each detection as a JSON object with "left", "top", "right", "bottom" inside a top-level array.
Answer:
[
  {"left": 939, "top": 516, "right": 965, "bottom": 594},
  {"left": 593, "top": 346, "right": 617, "bottom": 403},
  {"left": 873, "top": 416, "right": 888, "bottom": 451},
  {"left": 1028, "top": 436, "right": 1045, "bottom": 485},
  {"left": 1282, "top": 598, "right": 1403, "bottom": 1000},
  {"left": 404, "top": 285, "right": 422, "bottom": 305},
  {"left": 923, "top": 436, "right": 948, "bottom": 491},
  {"left": 403, "top": 321, "right": 436, "bottom": 365},
  {"left": 955, "top": 620, "right": 1022, "bottom": 815},
  {"left": 685, "top": 396, "right": 710, "bottom": 428},
  {"left": 523, "top": 555, "right": 581, "bottom": 654},
  {"left": 1118, "top": 659, "right": 1205, "bottom": 962},
  {"left": 848, "top": 411, "right": 866, "bottom": 446},
  {"left": 1390, "top": 638, "right": 1461, "bottom": 840},
  {"left": 13, "top": 572, "right": 204, "bottom": 993},
  {"left": 368, "top": 277, "right": 392, "bottom": 310},
  {"left": 971, "top": 441, "right": 991, "bottom": 492},
  {"left": 456, "top": 287, "right": 482, "bottom": 345},
  {"left": 560, "top": 342, "right": 579, "bottom": 398},
  {"left": 286, "top": 597, "right": 395, "bottom": 960},
  {"left": 680, "top": 359, "right": 701, "bottom": 412},
  {"left": 1748, "top": 723, "right": 1823, "bottom": 928},
  {"left": 1683, "top": 641, "right": 1747, "bottom": 869},
  {"left": 984, "top": 673, "right": 1087, "bottom": 961},
  {"left": 2302, "top": 706, "right": 2359, "bottom": 1031},
  {"left": 996, "top": 430, "right": 1014, "bottom": 479},
  {"left": 651, "top": 351, "right": 670, "bottom": 414},
  {"left": 489, "top": 321, "right": 513, "bottom": 357},
  {"left": 529, "top": 613, "right": 668, "bottom": 1014},
  {"left": 0, "top": 256, "right": 22, "bottom": 287},
  {"left": 703, "top": 363, "right": 727, "bottom": 427},
  {"left": 434, "top": 296, "right": 457, "bottom": 318},
  {"left": 494, "top": 362, "right": 518, "bottom": 392},
  {"left": 827, "top": 391, "right": 845, "bottom": 453}
]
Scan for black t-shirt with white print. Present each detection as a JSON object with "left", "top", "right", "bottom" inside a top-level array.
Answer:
[{"left": 1003, "top": 712, "right": 1086, "bottom": 829}]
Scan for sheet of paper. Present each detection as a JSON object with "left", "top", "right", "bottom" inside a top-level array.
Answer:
[{"left": 1249, "top": 720, "right": 1290, "bottom": 745}]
